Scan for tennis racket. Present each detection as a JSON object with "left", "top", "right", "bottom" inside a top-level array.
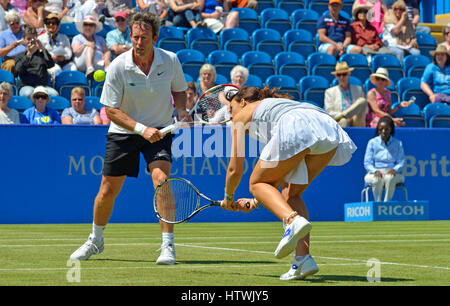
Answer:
[{"left": 160, "top": 84, "right": 240, "bottom": 135}]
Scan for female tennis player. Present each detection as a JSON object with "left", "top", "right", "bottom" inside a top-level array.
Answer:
[{"left": 221, "top": 87, "right": 357, "bottom": 280}]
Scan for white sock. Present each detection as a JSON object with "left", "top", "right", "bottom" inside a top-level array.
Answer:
[
  {"left": 162, "top": 232, "right": 174, "bottom": 245},
  {"left": 92, "top": 223, "right": 105, "bottom": 241}
]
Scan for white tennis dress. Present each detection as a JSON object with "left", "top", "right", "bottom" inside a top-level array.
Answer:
[{"left": 249, "top": 98, "right": 357, "bottom": 184}]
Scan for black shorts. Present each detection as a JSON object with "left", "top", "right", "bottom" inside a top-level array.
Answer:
[{"left": 102, "top": 132, "right": 173, "bottom": 178}]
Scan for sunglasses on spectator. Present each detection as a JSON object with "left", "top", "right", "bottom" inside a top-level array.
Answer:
[
  {"left": 45, "top": 21, "right": 59, "bottom": 25},
  {"left": 445, "top": 32, "right": 450, "bottom": 36},
  {"left": 336, "top": 72, "right": 348, "bottom": 77},
  {"left": 83, "top": 23, "right": 96, "bottom": 27},
  {"left": 115, "top": 18, "right": 126, "bottom": 22},
  {"left": 9, "top": 21, "right": 20, "bottom": 26},
  {"left": 34, "top": 94, "right": 48, "bottom": 100},
  {"left": 375, "top": 76, "right": 386, "bottom": 81},
  {"left": 394, "top": 8, "right": 405, "bottom": 11}
]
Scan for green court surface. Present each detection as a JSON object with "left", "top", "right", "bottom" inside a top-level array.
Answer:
[{"left": 0, "top": 221, "right": 449, "bottom": 286}]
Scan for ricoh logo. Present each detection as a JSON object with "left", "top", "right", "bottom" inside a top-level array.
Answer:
[
  {"left": 377, "top": 204, "right": 426, "bottom": 216},
  {"left": 346, "top": 205, "right": 371, "bottom": 218}
]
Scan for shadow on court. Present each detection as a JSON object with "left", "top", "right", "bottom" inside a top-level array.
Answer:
[
  {"left": 91, "top": 258, "right": 275, "bottom": 265},
  {"left": 265, "top": 274, "right": 414, "bottom": 283}
]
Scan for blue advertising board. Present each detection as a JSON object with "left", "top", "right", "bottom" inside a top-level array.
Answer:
[
  {"left": 344, "top": 201, "right": 430, "bottom": 222},
  {"left": 0, "top": 125, "right": 449, "bottom": 224}
]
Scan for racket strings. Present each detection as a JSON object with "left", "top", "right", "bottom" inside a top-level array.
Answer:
[
  {"left": 195, "top": 87, "right": 228, "bottom": 122},
  {"left": 156, "top": 180, "right": 199, "bottom": 223}
]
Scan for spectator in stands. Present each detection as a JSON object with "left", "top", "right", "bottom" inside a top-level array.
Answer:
[
  {"left": 15, "top": 24, "right": 59, "bottom": 98},
  {"left": 0, "top": 9, "right": 25, "bottom": 75},
  {"left": 317, "top": 0, "right": 360, "bottom": 58},
  {"left": 382, "top": 0, "right": 420, "bottom": 63},
  {"left": 351, "top": 2, "right": 393, "bottom": 62},
  {"left": 106, "top": 11, "right": 132, "bottom": 58},
  {"left": 366, "top": 67, "right": 411, "bottom": 127},
  {"left": 105, "top": 0, "right": 133, "bottom": 18},
  {"left": 325, "top": 62, "right": 367, "bottom": 127},
  {"left": 364, "top": 115, "right": 405, "bottom": 202},
  {"left": 385, "top": 0, "right": 430, "bottom": 33},
  {"left": 228, "top": 0, "right": 257, "bottom": 12},
  {"left": 1, "top": 0, "right": 20, "bottom": 31},
  {"left": 99, "top": 106, "right": 110, "bottom": 124},
  {"left": 167, "top": 0, "right": 204, "bottom": 28},
  {"left": 21, "top": 86, "right": 61, "bottom": 124},
  {"left": 38, "top": 13, "right": 76, "bottom": 80},
  {"left": 10, "top": 0, "right": 27, "bottom": 15},
  {"left": 199, "top": 0, "right": 239, "bottom": 34},
  {"left": 137, "top": 0, "right": 169, "bottom": 25},
  {"left": 420, "top": 45, "right": 450, "bottom": 104},
  {"left": 44, "top": 0, "right": 69, "bottom": 22},
  {"left": 230, "top": 65, "right": 248, "bottom": 89},
  {"left": 72, "top": 15, "right": 111, "bottom": 78},
  {"left": 352, "top": 0, "right": 387, "bottom": 35},
  {"left": 23, "top": 0, "right": 51, "bottom": 33},
  {"left": 61, "top": 87, "right": 102, "bottom": 124},
  {"left": 440, "top": 24, "right": 450, "bottom": 51},
  {"left": 197, "top": 63, "right": 216, "bottom": 95},
  {"left": 186, "top": 81, "right": 197, "bottom": 112},
  {"left": 0, "top": 82, "right": 20, "bottom": 124}
]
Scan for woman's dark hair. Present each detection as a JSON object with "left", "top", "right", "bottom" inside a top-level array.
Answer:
[
  {"left": 432, "top": 53, "right": 450, "bottom": 66},
  {"left": 376, "top": 116, "right": 395, "bottom": 136},
  {"left": 232, "top": 86, "right": 292, "bottom": 103}
]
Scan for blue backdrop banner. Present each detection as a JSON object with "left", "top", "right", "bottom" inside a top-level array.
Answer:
[{"left": 0, "top": 125, "right": 449, "bottom": 224}]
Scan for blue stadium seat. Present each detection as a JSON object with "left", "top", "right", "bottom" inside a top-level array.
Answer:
[
  {"left": 423, "top": 102, "right": 450, "bottom": 127},
  {"left": 260, "top": 8, "right": 291, "bottom": 36},
  {"left": 397, "top": 77, "right": 429, "bottom": 109},
  {"left": 265, "top": 75, "right": 301, "bottom": 100},
  {"left": 186, "top": 27, "right": 219, "bottom": 58},
  {"left": 85, "top": 96, "right": 103, "bottom": 111},
  {"left": 275, "top": 0, "right": 305, "bottom": 14},
  {"left": 184, "top": 73, "right": 194, "bottom": 83},
  {"left": 219, "top": 28, "right": 252, "bottom": 59},
  {"left": 429, "top": 115, "right": 450, "bottom": 128},
  {"left": 307, "top": 52, "right": 337, "bottom": 84},
  {"left": 283, "top": 29, "right": 316, "bottom": 59},
  {"left": 274, "top": 51, "right": 307, "bottom": 83},
  {"left": 403, "top": 54, "right": 431, "bottom": 78},
  {"left": 371, "top": 54, "right": 404, "bottom": 86},
  {"left": 245, "top": 74, "right": 264, "bottom": 88},
  {"left": 257, "top": 0, "right": 275, "bottom": 14},
  {"left": 391, "top": 100, "right": 427, "bottom": 128},
  {"left": 416, "top": 32, "right": 437, "bottom": 59},
  {"left": 48, "top": 96, "right": 71, "bottom": 112},
  {"left": 299, "top": 75, "right": 329, "bottom": 108},
  {"left": 208, "top": 50, "right": 239, "bottom": 81},
  {"left": 339, "top": 53, "right": 372, "bottom": 83},
  {"left": 176, "top": 49, "right": 205, "bottom": 80},
  {"left": 157, "top": 26, "right": 187, "bottom": 53},
  {"left": 232, "top": 7, "right": 260, "bottom": 34},
  {"left": 241, "top": 51, "right": 276, "bottom": 84},
  {"left": 252, "top": 28, "right": 284, "bottom": 59},
  {"left": 59, "top": 22, "right": 80, "bottom": 39},
  {"left": 308, "top": 0, "right": 330, "bottom": 16},
  {"left": 97, "top": 24, "right": 114, "bottom": 38},
  {"left": 0, "top": 68, "right": 17, "bottom": 95},
  {"left": 291, "top": 8, "right": 319, "bottom": 36},
  {"left": 54, "top": 71, "right": 90, "bottom": 100},
  {"left": 7, "top": 96, "right": 33, "bottom": 112}
]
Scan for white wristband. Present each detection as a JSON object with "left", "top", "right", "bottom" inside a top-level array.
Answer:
[{"left": 134, "top": 122, "right": 147, "bottom": 136}]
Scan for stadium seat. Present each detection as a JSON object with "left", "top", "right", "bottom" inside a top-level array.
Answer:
[
  {"left": 241, "top": 51, "right": 276, "bottom": 84},
  {"left": 283, "top": 29, "right": 316, "bottom": 59},
  {"left": 361, "top": 183, "right": 408, "bottom": 202},
  {"left": 402, "top": 54, "right": 431, "bottom": 78},
  {"left": 397, "top": 77, "right": 429, "bottom": 110},
  {"left": 157, "top": 26, "right": 187, "bottom": 53},
  {"left": 265, "top": 75, "right": 301, "bottom": 100},
  {"left": 275, "top": 0, "right": 305, "bottom": 15},
  {"left": 307, "top": 52, "right": 337, "bottom": 84},
  {"left": 48, "top": 96, "right": 71, "bottom": 112},
  {"left": 299, "top": 75, "right": 329, "bottom": 108},
  {"left": 97, "top": 24, "right": 114, "bottom": 38},
  {"left": 176, "top": 49, "right": 205, "bottom": 80},
  {"left": 219, "top": 28, "right": 252, "bottom": 59},
  {"left": 341, "top": 0, "right": 354, "bottom": 18},
  {"left": 59, "top": 22, "right": 80, "bottom": 39},
  {"left": 260, "top": 8, "right": 291, "bottom": 36},
  {"left": 391, "top": 101, "right": 426, "bottom": 127},
  {"left": 308, "top": 0, "right": 330, "bottom": 16},
  {"left": 245, "top": 74, "right": 264, "bottom": 88},
  {"left": 252, "top": 28, "right": 284, "bottom": 59},
  {"left": 0, "top": 68, "right": 17, "bottom": 95},
  {"left": 339, "top": 53, "right": 372, "bottom": 83},
  {"left": 207, "top": 50, "right": 239, "bottom": 82},
  {"left": 274, "top": 51, "right": 307, "bottom": 83},
  {"left": 371, "top": 54, "right": 404, "bottom": 86},
  {"left": 54, "top": 71, "right": 90, "bottom": 101},
  {"left": 257, "top": 0, "right": 275, "bottom": 14},
  {"left": 7, "top": 96, "right": 33, "bottom": 112},
  {"left": 429, "top": 115, "right": 450, "bottom": 128},
  {"left": 415, "top": 32, "right": 437, "bottom": 59},
  {"left": 186, "top": 27, "right": 219, "bottom": 58},
  {"left": 291, "top": 8, "right": 320, "bottom": 36},
  {"left": 85, "top": 96, "right": 103, "bottom": 111},
  {"left": 423, "top": 103, "right": 450, "bottom": 127},
  {"left": 232, "top": 7, "right": 260, "bottom": 34}
]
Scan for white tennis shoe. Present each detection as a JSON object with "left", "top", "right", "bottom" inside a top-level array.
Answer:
[
  {"left": 156, "top": 242, "right": 176, "bottom": 265},
  {"left": 274, "top": 215, "right": 312, "bottom": 259},
  {"left": 280, "top": 254, "right": 319, "bottom": 280},
  {"left": 69, "top": 234, "right": 104, "bottom": 261}
]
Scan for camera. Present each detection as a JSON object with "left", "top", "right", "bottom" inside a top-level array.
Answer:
[{"left": 30, "top": 38, "right": 36, "bottom": 45}]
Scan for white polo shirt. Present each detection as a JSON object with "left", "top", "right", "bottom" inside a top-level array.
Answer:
[{"left": 101, "top": 47, "right": 187, "bottom": 134}]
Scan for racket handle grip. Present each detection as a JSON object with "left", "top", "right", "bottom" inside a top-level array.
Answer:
[{"left": 160, "top": 124, "right": 176, "bottom": 135}]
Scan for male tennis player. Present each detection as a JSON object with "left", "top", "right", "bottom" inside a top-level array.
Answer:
[{"left": 69, "top": 12, "right": 190, "bottom": 265}]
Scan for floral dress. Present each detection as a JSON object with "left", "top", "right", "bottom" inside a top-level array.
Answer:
[{"left": 366, "top": 87, "right": 391, "bottom": 128}]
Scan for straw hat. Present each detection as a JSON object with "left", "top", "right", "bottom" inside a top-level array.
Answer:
[
  {"left": 370, "top": 68, "right": 391, "bottom": 87},
  {"left": 44, "top": 13, "right": 60, "bottom": 22},
  {"left": 76, "top": 15, "right": 103, "bottom": 34},
  {"left": 430, "top": 45, "right": 450, "bottom": 57},
  {"left": 352, "top": 3, "right": 371, "bottom": 21},
  {"left": 331, "top": 61, "right": 354, "bottom": 75}
]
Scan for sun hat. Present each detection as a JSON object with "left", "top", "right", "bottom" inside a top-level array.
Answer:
[
  {"left": 44, "top": 13, "right": 60, "bottom": 22},
  {"left": 370, "top": 68, "right": 391, "bottom": 87},
  {"left": 331, "top": 61, "right": 354, "bottom": 75},
  {"left": 75, "top": 15, "right": 103, "bottom": 34},
  {"left": 352, "top": 3, "right": 371, "bottom": 21},
  {"left": 430, "top": 45, "right": 450, "bottom": 57},
  {"left": 31, "top": 86, "right": 49, "bottom": 101}
]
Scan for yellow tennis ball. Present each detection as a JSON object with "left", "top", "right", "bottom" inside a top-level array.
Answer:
[{"left": 93, "top": 70, "right": 105, "bottom": 82}]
